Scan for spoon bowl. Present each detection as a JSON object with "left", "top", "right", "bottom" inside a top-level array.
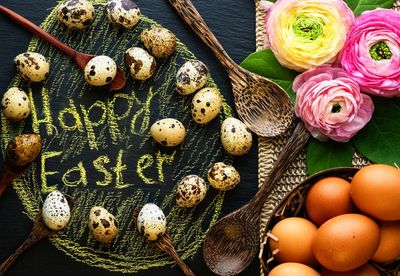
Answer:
[{"left": 0, "top": 5, "right": 126, "bottom": 92}]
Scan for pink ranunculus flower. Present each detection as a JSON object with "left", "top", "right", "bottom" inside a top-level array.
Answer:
[
  {"left": 293, "top": 65, "right": 374, "bottom": 142},
  {"left": 340, "top": 9, "right": 400, "bottom": 97}
]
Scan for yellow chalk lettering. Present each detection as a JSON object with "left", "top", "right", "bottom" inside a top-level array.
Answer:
[
  {"left": 93, "top": 155, "right": 112, "bottom": 186},
  {"left": 156, "top": 150, "right": 176, "bottom": 183},
  {"left": 41, "top": 151, "right": 62, "bottom": 193},
  {"left": 81, "top": 100, "right": 107, "bottom": 150},
  {"left": 112, "top": 150, "right": 133, "bottom": 189},
  {"left": 62, "top": 161, "right": 88, "bottom": 187},
  {"left": 29, "top": 87, "right": 58, "bottom": 136},
  {"left": 107, "top": 93, "right": 134, "bottom": 144},
  {"left": 130, "top": 87, "right": 154, "bottom": 135},
  {"left": 58, "top": 99, "right": 84, "bottom": 132},
  {"left": 137, "top": 154, "right": 155, "bottom": 185}
]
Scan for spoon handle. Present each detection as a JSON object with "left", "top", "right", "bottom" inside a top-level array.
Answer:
[
  {"left": 247, "top": 121, "right": 311, "bottom": 222},
  {"left": 0, "top": 5, "right": 77, "bottom": 58},
  {"left": 0, "top": 167, "right": 18, "bottom": 198},
  {"left": 168, "top": 0, "right": 240, "bottom": 75}
]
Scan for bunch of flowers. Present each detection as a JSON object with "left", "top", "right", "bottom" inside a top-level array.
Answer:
[{"left": 264, "top": 0, "right": 400, "bottom": 142}]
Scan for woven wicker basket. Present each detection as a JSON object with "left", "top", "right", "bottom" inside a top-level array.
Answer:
[{"left": 258, "top": 167, "right": 400, "bottom": 276}]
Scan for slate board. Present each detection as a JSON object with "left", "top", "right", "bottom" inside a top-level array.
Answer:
[{"left": 0, "top": 1, "right": 259, "bottom": 275}]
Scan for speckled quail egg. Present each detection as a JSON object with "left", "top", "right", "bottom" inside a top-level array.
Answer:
[
  {"left": 208, "top": 162, "right": 240, "bottom": 191},
  {"left": 140, "top": 27, "right": 176, "bottom": 58},
  {"left": 137, "top": 203, "right": 167, "bottom": 241},
  {"left": 88, "top": 206, "right": 119, "bottom": 243},
  {"left": 150, "top": 118, "right": 186, "bottom": 147},
  {"left": 192, "top": 87, "right": 222, "bottom": 124},
  {"left": 124, "top": 47, "right": 156, "bottom": 80},
  {"left": 1, "top": 87, "right": 31, "bottom": 123},
  {"left": 56, "top": 0, "right": 95, "bottom": 30},
  {"left": 14, "top": 52, "right": 50, "bottom": 82},
  {"left": 176, "top": 60, "right": 208, "bottom": 95},
  {"left": 42, "top": 191, "right": 71, "bottom": 231},
  {"left": 106, "top": 0, "right": 141, "bottom": 29},
  {"left": 221, "top": 117, "right": 253, "bottom": 156},
  {"left": 6, "top": 133, "right": 41, "bottom": 168},
  {"left": 176, "top": 175, "right": 207, "bottom": 208},
  {"left": 84, "top": 56, "right": 117, "bottom": 86}
]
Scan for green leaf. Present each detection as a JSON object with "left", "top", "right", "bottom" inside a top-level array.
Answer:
[
  {"left": 307, "top": 138, "right": 354, "bottom": 175},
  {"left": 353, "top": 97, "right": 400, "bottom": 165},
  {"left": 345, "top": 0, "right": 396, "bottom": 16},
  {"left": 240, "top": 49, "right": 298, "bottom": 104}
]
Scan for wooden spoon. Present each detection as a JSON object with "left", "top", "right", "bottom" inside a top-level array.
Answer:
[
  {"left": 203, "top": 121, "right": 310, "bottom": 275},
  {"left": 0, "top": 133, "right": 42, "bottom": 198},
  {"left": 132, "top": 207, "right": 195, "bottom": 276},
  {"left": 168, "top": 0, "right": 293, "bottom": 137},
  {"left": 0, "top": 5, "right": 126, "bottom": 91},
  {"left": 0, "top": 195, "right": 74, "bottom": 275}
]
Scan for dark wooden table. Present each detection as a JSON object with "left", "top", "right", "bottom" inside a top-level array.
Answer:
[{"left": 0, "top": 1, "right": 260, "bottom": 275}]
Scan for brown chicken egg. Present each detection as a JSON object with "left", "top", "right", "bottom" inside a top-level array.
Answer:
[
  {"left": 371, "top": 220, "right": 400, "bottom": 263},
  {"left": 319, "top": 263, "right": 380, "bottom": 276},
  {"left": 269, "top": 263, "right": 320, "bottom": 276}
]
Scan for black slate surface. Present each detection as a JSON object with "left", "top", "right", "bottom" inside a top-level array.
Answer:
[{"left": 0, "top": 1, "right": 260, "bottom": 275}]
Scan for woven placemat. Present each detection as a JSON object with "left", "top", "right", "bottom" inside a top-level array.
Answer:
[{"left": 255, "top": 1, "right": 400, "bottom": 274}]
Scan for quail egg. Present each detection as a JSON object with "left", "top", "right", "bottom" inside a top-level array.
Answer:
[
  {"left": 176, "top": 175, "right": 207, "bottom": 208},
  {"left": 42, "top": 191, "right": 71, "bottom": 231},
  {"left": 176, "top": 60, "right": 208, "bottom": 95},
  {"left": 84, "top": 56, "right": 117, "bottom": 86},
  {"left": 88, "top": 206, "right": 119, "bottom": 243},
  {"left": 137, "top": 203, "right": 167, "bottom": 241},
  {"left": 141, "top": 27, "right": 176, "bottom": 58},
  {"left": 14, "top": 52, "right": 50, "bottom": 82},
  {"left": 221, "top": 117, "right": 253, "bottom": 156},
  {"left": 125, "top": 47, "right": 156, "bottom": 80},
  {"left": 1, "top": 87, "right": 31, "bottom": 123},
  {"left": 56, "top": 0, "right": 95, "bottom": 30},
  {"left": 150, "top": 118, "right": 186, "bottom": 147},
  {"left": 6, "top": 133, "right": 42, "bottom": 168},
  {"left": 106, "top": 0, "right": 141, "bottom": 29},
  {"left": 192, "top": 87, "right": 222, "bottom": 124},
  {"left": 207, "top": 162, "right": 240, "bottom": 191}
]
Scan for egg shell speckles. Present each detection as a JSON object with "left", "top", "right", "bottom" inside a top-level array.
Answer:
[
  {"left": 221, "top": 118, "right": 253, "bottom": 156},
  {"left": 137, "top": 203, "right": 167, "bottom": 241},
  {"left": 57, "top": 0, "right": 95, "bottom": 30},
  {"left": 176, "top": 60, "right": 208, "bottom": 95},
  {"left": 6, "top": 133, "right": 42, "bottom": 168},
  {"left": 208, "top": 162, "right": 240, "bottom": 191},
  {"left": 176, "top": 175, "right": 207, "bottom": 208},
  {"left": 1, "top": 87, "right": 31, "bottom": 123},
  {"left": 88, "top": 206, "right": 119, "bottom": 244},
  {"left": 84, "top": 56, "right": 117, "bottom": 86},
  {"left": 150, "top": 118, "right": 186, "bottom": 147},
  {"left": 192, "top": 87, "right": 222, "bottom": 124},
  {"left": 141, "top": 27, "right": 177, "bottom": 58},
  {"left": 106, "top": 0, "right": 141, "bottom": 29},
  {"left": 14, "top": 52, "right": 50, "bottom": 82},
  {"left": 42, "top": 191, "right": 71, "bottom": 231},
  {"left": 124, "top": 47, "right": 156, "bottom": 80}
]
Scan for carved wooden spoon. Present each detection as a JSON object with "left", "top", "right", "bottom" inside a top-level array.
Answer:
[
  {"left": 0, "top": 195, "right": 74, "bottom": 275},
  {"left": 0, "top": 5, "right": 126, "bottom": 91},
  {"left": 0, "top": 133, "right": 42, "bottom": 198},
  {"left": 168, "top": 0, "right": 292, "bottom": 137}
]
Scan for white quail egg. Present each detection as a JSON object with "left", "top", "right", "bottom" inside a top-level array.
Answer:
[
  {"left": 56, "top": 0, "right": 95, "bottom": 30},
  {"left": 221, "top": 117, "right": 253, "bottom": 156},
  {"left": 106, "top": 0, "right": 141, "bottom": 29},
  {"left": 14, "top": 52, "right": 50, "bottom": 82},
  {"left": 176, "top": 60, "right": 208, "bottom": 95},
  {"left": 42, "top": 191, "right": 71, "bottom": 231},
  {"left": 192, "top": 87, "right": 222, "bottom": 124},
  {"left": 124, "top": 47, "right": 156, "bottom": 80},
  {"left": 208, "top": 162, "right": 240, "bottom": 191},
  {"left": 141, "top": 27, "right": 176, "bottom": 58},
  {"left": 1, "top": 87, "right": 31, "bottom": 123},
  {"left": 176, "top": 175, "right": 207, "bottom": 208},
  {"left": 84, "top": 56, "right": 117, "bottom": 86},
  {"left": 88, "top": 206, "right": 119, "bottom": 243},
  {"left": 137, "top": 203, "right": 167, "bottom": 241},
  {"left": 6, "top": 133, "right": 41, "bottom": 168},
  {"left": 150, "top": 118, "right": 186, "bottom": 147}
]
